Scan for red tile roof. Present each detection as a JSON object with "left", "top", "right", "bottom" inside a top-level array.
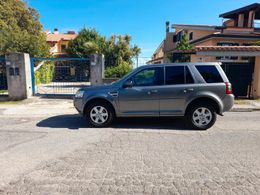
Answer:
[
  {"left": 170, "top": 50, "right": 196, "bottom": 54},
  {"left": 46, "top": 33, "right": 77, "bottom": 42},
  {"left": 196, "top": 46, "right": 260, "bottom": 52}
]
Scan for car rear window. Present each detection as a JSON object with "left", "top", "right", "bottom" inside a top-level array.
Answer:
[{"left": 196, "top": 65, "right": 223, "bottom": 83}]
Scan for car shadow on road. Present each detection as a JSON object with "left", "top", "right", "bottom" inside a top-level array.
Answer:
[{"left": 36, "top": 114, "right": 196, "bottom": 131}]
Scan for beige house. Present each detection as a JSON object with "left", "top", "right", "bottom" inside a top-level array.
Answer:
[
  {"left": 45, "top": 29, "right": 77, "bottom": 57},
  {"left": 149, "top": 3, "right": 260, "bottom": 99}
]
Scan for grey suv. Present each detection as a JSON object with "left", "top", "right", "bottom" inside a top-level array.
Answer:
[{"left": 74, "top": 63, "right": 234, "bottom": 130}]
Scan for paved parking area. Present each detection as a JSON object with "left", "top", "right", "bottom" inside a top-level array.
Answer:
[
  {"left": 0, "top": 98, "right": 259, "bottom": 194},
  {"left": 36, "top": 82, "right": 90, "bottom": 95}
]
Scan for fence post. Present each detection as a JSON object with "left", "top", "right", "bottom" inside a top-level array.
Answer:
[
  {"left": 30, "top": 58, "right": 35, "bottom": 95},
  {"left": 5, "top": 53, "right": 32, "bottom": 100},
  {"left": 90, "top": 54, "right": 104, "bottom": 85}
]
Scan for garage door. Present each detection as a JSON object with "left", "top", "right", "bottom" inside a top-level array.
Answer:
[{"left": 221, "top": 62, "right": 254, "bottom": 98}]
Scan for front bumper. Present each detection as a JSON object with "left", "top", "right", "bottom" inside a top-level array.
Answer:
[{"left": 73, "top": 97, "right": 84, "bottom": 114}]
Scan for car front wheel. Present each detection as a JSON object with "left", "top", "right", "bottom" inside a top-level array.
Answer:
[
  {"left": 186, "top": 103, "right": 217, "bottom": 130},
  {"left": 85, "top": 102, "right": 114, "bottom": 127}
]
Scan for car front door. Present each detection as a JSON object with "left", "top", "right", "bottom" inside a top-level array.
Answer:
[
  {"left": 118, "top": 67, "right": 164, "bottom": 117},
  {"left": 159, "top": 65, "right": 197, "bottom": 116}
]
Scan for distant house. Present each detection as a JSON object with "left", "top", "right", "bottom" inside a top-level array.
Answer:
[
  {"left": 45, "top": 28, "right": 77, "bottom": 57},
  {"left": 44, "top": 29, "right": 89, "bottom": 82},
  {"left": 149, "top": 3, "right": 260, "bottom": 99}
]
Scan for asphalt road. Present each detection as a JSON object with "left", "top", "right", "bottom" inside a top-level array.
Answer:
[{"left": 0, "top": 98, "right": 259, "bottom": 194}]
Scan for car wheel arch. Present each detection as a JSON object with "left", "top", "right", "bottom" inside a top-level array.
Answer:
[{"left": 185, "top": 96, "right": 223, "bottom": 115}]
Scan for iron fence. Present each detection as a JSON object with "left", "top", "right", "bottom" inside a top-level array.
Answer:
[{"left": 32, "top": 58, "right": 90, "bottom": 96}]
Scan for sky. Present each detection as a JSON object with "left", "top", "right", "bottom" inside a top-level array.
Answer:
[{"left": 27, "top": 0, "right": 257, "bottom": 59}]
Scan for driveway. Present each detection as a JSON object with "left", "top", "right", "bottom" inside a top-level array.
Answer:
[{"left": 0, "top": 98, "right": 259, "bottom": 194}]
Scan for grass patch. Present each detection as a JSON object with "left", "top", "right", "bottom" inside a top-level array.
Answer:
[
  {"left": 234, "top": 99, "right": 250, "bottom": 105},
  {"left": 0, "top": 90, "right": 7, "bottom": 94},
  {"left": 0, "top": 100, "right": 22, "bottom": 105}
]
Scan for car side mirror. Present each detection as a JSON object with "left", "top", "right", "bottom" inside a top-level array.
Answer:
[{"left": 123, "top": 80, "right": 133, "bottom": 88}]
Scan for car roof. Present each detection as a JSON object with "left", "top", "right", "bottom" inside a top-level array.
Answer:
[{"left": 140, "top": 62, "right": 222, "bottom": 69}]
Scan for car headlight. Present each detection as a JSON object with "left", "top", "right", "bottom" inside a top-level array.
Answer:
[{"left": 75, "top": 90, "right": 84, "bottom": 98}]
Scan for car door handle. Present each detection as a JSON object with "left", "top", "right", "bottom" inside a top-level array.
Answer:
[
  {"left": 183, "top": 88, "right": 194, "bottom": 93},
  {"left": 147, "top": 89, "right": 158, "bottom": 95}
]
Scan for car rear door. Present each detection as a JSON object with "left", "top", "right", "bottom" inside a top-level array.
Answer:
[
  {"left": 118, "top": 67, "right": 164, "bottom": 117},
  {"left": 159, "top": 65, "right": 197, "bottom": 116}
]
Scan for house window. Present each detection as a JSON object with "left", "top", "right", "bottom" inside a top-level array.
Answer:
[
  {"left": 61, "top": 44, "right": 67, "bottom": 52},
  {"left": 241, "top": 56, "right": 250, "bottom": 61},
  {"left": 216, "top": 42, "right": 239, "bottom": 60},
  {"left": 176, "top": 30, "right": 185, "bottom": 42},
  {"left": 173, "top": 35, "right": 177, "bottom": 42},
  {"left": 243, "top": 43, "right": 253, "bottom": 46},
  {"left": 217, "top": 42, "right": 239, "bottom": 46},
  {"left": 189, "top": 32, "right": 193, "bottom": 41},
  {"left": 216, "top": 56, "right": 238, "bottom": 60}
]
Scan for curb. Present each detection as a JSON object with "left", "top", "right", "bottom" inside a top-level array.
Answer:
[
  {"left": 230, "top": 108, "right": 253, "bottom": 112},
  {"left": 230, "top": 107, "right": 260, "bottom": 112}
]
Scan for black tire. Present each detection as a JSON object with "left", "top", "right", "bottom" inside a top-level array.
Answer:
[
  {"left": 85, "top": 101, "right": 115, "bottom": 127},
  {"left": 186, "top": 103, "right": 217, "bottom": 130}
]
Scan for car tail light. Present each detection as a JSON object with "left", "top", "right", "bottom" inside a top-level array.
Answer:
[{"left": 225, "top": 82, "right": 232, "bottom": 94}]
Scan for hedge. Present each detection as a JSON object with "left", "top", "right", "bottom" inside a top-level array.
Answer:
[{"left": 35, "top": 62, "right": 55, "bottom": 85}]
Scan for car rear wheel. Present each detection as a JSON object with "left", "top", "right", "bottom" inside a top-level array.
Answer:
[
  {"left": 186, "top": 103, "right": 217, "bottom": 130},
  {"left": 85, "top": 102, "right": 114, "bottom": 127}
]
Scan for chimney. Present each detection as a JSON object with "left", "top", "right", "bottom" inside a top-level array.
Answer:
[
  {"left": 54, "top": 28, "right": 59, "bottom": 34},
  {"left": 67, "top": 31, "right": 76, "bottom": 34},
  {"left": 166, "top": 21, "right": 170, "bottom": 33}
]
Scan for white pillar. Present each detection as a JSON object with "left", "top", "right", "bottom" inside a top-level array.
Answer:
[
  {"left": 253, "top": 57, "right": 260, "bottom": 99},
  {"left": 5, "top": 53, "right": 32, "bottom": 100},
  {"left": 90, "top": 54, "right": 104, "bottom": 85}
]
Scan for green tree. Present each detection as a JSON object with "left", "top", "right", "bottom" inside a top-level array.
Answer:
[
  {"left": 254, "top": 41, "right": 260, "bottom": 46},
  {"left": 67, "top": 28, "right": 141, "bottom": 73},
  {"left": 105, "top": 61, "right": 133, "bottom": 78},
  {"left": 67, "top": 28, "right": 106, "bottom": 57},
  {"left": 0, "top": 0, "right": 50, "bottom": 57},
  {"left": 173, "top": 32, "right": 193, "bottom": 62}
]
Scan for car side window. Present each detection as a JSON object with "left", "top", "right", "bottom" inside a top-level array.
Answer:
[
  {"left": 165, "top": 66, "right": 185, "bottom": 85},
  {"left": 131, "top": 67, "right": 163, "bottom": 87}
]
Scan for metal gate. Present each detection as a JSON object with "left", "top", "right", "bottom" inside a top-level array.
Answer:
[
  {"left": 222, "top": 62, "right": 254, "bottom": 98},
  {"left": 31, "top": 58, "right": 90, "bottom": 96},
  {"left": 0, "top": 58, "right": 7, "bottom": 95}
]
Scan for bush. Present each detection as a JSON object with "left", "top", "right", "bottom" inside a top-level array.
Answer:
[
  {"left": 105, "top": 62, "right": 132, "bottom": 78},
  {"left": 35, "top": 62, "right": 55, "bottom": 85}
]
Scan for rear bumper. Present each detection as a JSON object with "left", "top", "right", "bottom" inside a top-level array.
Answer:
[{"left": 222, "top": 94, "right": 235, "bottom": 112}]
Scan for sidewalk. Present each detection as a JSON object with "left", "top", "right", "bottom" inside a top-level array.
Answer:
[
  {"left": 232, "top": 99, "right": 260, "bottom": 112},
  {"left": 1, "top": 96, "right": 260, "bottom": 113}
]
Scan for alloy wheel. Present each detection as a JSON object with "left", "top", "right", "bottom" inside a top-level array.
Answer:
[
  {"left": 90, "top": 106, "right": 109, "bottom": 124},
  {"left": 192, "top": 107, "right": 212, "bottom": 128}
]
